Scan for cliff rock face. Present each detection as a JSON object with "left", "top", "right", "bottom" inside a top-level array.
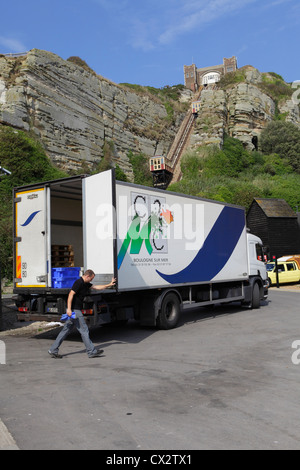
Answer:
[
  {"left": 0, "top": 50, "right": 180, "bottom": 178},
  {"left": 190, "top": 67, "right": 299, "bottom": 152},
  {"left": 0, "top": 53, "right": 299, "bottom": 176}
]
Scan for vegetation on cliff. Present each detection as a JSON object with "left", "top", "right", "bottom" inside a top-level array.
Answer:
[
  {"left": 0, "top": 126, "right": 68, "bottom": 279},
  {"left": 67, "top": 56, "right": 96, "bottom": 75},
  {"left": 169, "top": 122, "right": 300, "bottom": 213},
  {"left": 218, "top": 68, "right": 293, "bottom": 100},
  {"left": 260, "top": 121, "right": 300, "bottom": 171},
  {"left": 217, "top": 68, "right": 296, "bottom": 120},
  {"left": 119, "top": 83, "right": 188, "bottom": 124}
]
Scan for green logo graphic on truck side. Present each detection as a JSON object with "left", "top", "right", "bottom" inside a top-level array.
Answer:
[{"left": 117, "top": 209, "right": 174, "bottom": 269}]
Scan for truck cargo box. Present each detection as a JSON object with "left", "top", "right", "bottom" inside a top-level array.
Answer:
[{"left": 13, "top": 169, "right": 268, "bottom": 328}]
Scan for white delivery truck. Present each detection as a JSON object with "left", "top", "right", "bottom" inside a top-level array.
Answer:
[{"left": 13, "top": 169, "right": 268, "bottom": 329}]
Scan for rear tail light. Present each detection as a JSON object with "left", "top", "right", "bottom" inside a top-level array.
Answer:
[
  {"left": 82, "top": 309, "right": 93, "bottom": 315},
  {"left": 18, "top": 307, "right": 29, "bottom": 312}
]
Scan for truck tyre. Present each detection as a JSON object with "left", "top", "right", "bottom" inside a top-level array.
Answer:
[
  {"left": 156, "top": 293, "right": 181, "bottom": 330},
  {"left": 251, "top": 282, "right": 260, "bottom": 309}
]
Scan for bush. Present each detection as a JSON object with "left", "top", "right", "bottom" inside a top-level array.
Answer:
[
  {"left": 168, "top": 135, "right": 300, "bottom": 211},
  {"left": 0, "top": 126, "right": 67, "bottom": 187},
  {"left": 128, "top": 151, "right": 152, "bottom": 186},
  {"left": 263, "top": 153, "right": 292, "bottom": 175},
  {"left": 67, "top": 56, "right": 95, "bottom": 75},
  {"left": 180, "top": 151, "right": 204, "bottom": 179},
  {"left": 260, "top": 121, "right": 300, "bottom": 173},
  {"left": 200, "top": 137, "right": 253, "bottom": 178},
  {"left": 259, "top": 73, "right": 293, "bottom": 102},
  {"left": 0, "top": 126, "right": 68, "bottom": 278},
  {"left": 217, "top": 70, "right": 246, "bottom": 89},
  {"left": 268, "top": 174, "right": 300, "bottom": 212}
]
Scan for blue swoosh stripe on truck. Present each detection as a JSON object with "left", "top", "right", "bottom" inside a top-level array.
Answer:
[
  {"left": 156, "top": 206, "right": 245, "bottom": 284},
  {"left": 20, "top": 210, "right": 41, "bottom": 227}
]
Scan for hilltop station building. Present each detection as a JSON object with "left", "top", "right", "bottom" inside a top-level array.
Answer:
[{"left": 184, "top": 57, "right": 238, "bottom": 91}]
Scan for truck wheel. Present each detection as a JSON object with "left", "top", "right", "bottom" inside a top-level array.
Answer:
[
  {"left": 156, "top": 293, "right": 181, "bottom": 330},
  {"left": 251, "top": 283, "right": 260, "bottom": 309}
]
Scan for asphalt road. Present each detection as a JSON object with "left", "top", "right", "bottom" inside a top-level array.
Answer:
[{"left": 0, "top": 288, "right": 300, "bottom": 451}]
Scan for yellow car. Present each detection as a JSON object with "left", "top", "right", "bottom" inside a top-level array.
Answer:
[{"left": 267, "top": 261, "right": 300, "bottom": 285}]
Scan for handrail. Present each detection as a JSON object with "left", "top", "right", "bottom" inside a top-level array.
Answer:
[{"left": 1, "top": 52, "right": 28, "bottom": 58}]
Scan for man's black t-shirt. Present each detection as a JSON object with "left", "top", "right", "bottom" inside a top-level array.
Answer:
[{"left": 71, "top": 277, "right": 92, "bottom": 310}]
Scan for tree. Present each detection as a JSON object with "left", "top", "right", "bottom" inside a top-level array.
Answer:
[
  {"left": 200, "top": 137, "right": 253, "bottom": 178},
  {"left": 0, "top": 126, "right": 66, "bottom": 187},
  {"left": 168, "top": 135, "right": 300, "bottom": 211},
  {"left": 0, "top": 126, "right": 67, "bottom": 278},
  {"left": 260, "top": 122, "right": 300, "bottom": 173},
  {"left": 128, "top": 151, "right": 152, "bottom": 186}
]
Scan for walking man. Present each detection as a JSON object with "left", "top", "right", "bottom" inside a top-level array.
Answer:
[{"left": 48, "top": 269, "right": 116, "bottom": 358}]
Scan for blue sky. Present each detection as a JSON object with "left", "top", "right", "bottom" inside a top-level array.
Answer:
[{"left": 0, "top": 0, "right": 299, "bottom": 88}]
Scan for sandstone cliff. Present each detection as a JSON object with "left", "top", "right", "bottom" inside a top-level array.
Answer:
[
  {"left": 0, "top": 51, "right": 299, "bottom": 179},
  {"left": 190, "top": 66, "right": 299, "bottom": 152},
  {"left": 0, "top": 49, "right": 183, "bottom": 179}
]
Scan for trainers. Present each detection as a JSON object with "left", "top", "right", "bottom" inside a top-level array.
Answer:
[
  {"left": 89, "top": 349, "right": 104, "bottom": 358},
  {"left": 48, "top": 350, "right": 63, "bottom": 359}
]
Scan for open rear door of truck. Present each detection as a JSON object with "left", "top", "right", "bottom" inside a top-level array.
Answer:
[
  {"left": 82, "top": 170, "right": 117, "bottom": 285},
  {"left": 14, "top": 185, "right": 50, "bottom": 288}
]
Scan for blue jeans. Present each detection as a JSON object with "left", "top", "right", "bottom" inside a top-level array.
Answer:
[{"left": 49, "top": 309, "right": 97, "bottom": 357}]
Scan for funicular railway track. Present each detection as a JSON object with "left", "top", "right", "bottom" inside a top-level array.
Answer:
[{"left": 166, "top": 87, "right": 203, "bottom": 184}]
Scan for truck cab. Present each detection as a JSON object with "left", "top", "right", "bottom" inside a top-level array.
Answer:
[{"left": 247, "top": 233, "right": 268, "bottom": 297}]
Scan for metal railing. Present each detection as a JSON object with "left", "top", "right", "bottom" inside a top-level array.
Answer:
[{"left": 2, "top": 52, "right": 29, "bottom": 58}]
